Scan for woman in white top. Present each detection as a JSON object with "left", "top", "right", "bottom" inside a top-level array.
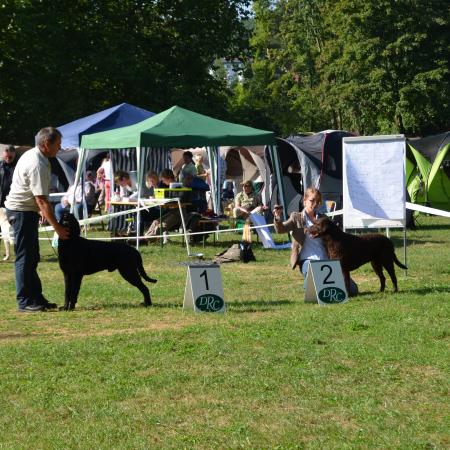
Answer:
[{"left": 273, "top": 186, "right": 358, "bottom": 294}]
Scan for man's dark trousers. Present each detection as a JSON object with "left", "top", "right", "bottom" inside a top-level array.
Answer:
[{"left": 6, "top": 210, "right": 44, "bottom": 309}]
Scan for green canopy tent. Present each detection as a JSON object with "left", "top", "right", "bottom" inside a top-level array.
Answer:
[
  {"left": 78, "top": 106, "right": 281, "bottom": 251},
  {"left": 407, "top": 132, "right": 450, "bottom": 212}
]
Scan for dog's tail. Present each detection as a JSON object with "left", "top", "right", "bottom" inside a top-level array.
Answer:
[
  {"left": 393, "top": 253, "right": 408, "bottom": 270},
  {"left": 138, "top": 255, "right": 157, "bottom": 283}
]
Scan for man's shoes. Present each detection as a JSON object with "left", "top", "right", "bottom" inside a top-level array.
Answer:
[{"left": 18, "top": 304, "right": 46, "bottom": 313}]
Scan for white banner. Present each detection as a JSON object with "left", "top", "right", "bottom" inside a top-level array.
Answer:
[{"left": 343, "top": 135, "right": 406, "bottom": 229}]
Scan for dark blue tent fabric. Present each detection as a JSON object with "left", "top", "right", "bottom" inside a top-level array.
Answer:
[{"left": 57, "top": 103, "right": 155, "bottom": 148}]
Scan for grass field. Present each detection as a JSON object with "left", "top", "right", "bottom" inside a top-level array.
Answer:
[{"left": 0, "top": 216, "right": 449, "bottom": 449}]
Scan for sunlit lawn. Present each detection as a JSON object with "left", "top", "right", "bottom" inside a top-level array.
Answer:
[{"left": 0, "top": 216, "right": 448, "bottom": 449}]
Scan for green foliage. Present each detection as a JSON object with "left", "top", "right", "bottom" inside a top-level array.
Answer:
[
  {"left": 231, "top": 0, "right": 450, "bottom": 135},
  {"left": 0, "top": 0, "right": 251, "bottom": 143},
  {"left": 0, "top": 217, "right": 448, "bottom": 448}
]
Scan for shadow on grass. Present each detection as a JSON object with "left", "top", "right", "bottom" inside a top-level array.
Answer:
[
  {"left": 76, "top": 301, "right": 183, "bottom": 310},
  {"left": 77, "top": 299, "right": 295, "bottom": 312},
  {"left": 389, "top": 236, "right": 443, "bottom": 247},
  {"left": 401, "top": 286, "right": 450, "bottom": 295},
  {"left": 227, "top": 299, "right": 294, "bottom": 313},
  {"left": 412, "top": 223, "right": 450, "bottom": 231}
]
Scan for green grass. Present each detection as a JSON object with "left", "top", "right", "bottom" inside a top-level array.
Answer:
[{"left": 0, "top": 216, "right": 449, "bottom": 449}]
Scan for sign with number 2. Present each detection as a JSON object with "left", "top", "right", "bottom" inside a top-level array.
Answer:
[{"left": 304, "top": 260, "right": 348, "bottom": 305}]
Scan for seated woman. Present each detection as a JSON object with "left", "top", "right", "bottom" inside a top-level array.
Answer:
[
  {"left": 273, "top": 186, "right": 358, "bottom": 295},
  {"left": 141, "top": 173, "right": 207, "bottom": 243},
  {"left": 159, "top": 168, "right": 176, "bottom": 188},
  {"left": 145, "top": 171, "right": 164, "bottom": 197},
  {"left": 233, "top": 179, "right": 264, "bottom": 219},
  {"left": 138, "top": 171, "right": 166, "bottom": 232},
  {"left": 114, "top": 170, "right": 138, "bottom": 199},
  {"left": 55, "top": 171, "right": 96, "bottom": 222}
]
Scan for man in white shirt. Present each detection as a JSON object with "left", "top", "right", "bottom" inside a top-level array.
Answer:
[{"left": 5, "top": 127, "right": 69, "bottom": 312}]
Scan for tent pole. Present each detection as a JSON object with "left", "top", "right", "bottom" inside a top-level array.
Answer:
[
  {"left": 136, "top": 146, "right": 143, "bottom": 250},
  {"left": 403, "top": 227, "right": 407, "bottom": 277},
  {"left": 270, "top": 145, "right": 287, "bottom": 219},
  {"left": 207, "top": 146, "right": 219, "bottom": 214},
  {"left": 71, "top": 148, "right": 87, "bottom": 215},
  {"left": 214, "top": 146, "right": 221, "bottom": 214},
  {"left": 177, "top": 198, "right": 191, "bottom": 256}
]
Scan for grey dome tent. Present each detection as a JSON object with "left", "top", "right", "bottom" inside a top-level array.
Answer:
[{"left": 267, "top": 131, "right": 353, "bottom": 215}]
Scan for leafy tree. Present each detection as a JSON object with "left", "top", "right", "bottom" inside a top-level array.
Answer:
[
  {"left": 0, "top": 0, "right": 251, "bottom": 143},
  {"left": 231, "top": 0, "right": 449, "bottom": 136}
]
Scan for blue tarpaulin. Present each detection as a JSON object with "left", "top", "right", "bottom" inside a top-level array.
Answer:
[{"left": 57, "top": 103, "right": 155, "bottom": 149}]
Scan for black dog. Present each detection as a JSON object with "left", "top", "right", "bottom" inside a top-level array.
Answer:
[
  {"left": 58, "top": 213, "right": 157, "bottom": 310},
  {"left": 309, "top": 217, "right": 407, "bottom": 295}
]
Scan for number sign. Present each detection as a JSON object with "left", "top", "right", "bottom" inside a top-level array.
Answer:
[
  {"left": 304, "top": 260, "right": 348, "bottom": 305},
  {"left": 183, "top": 264, "right": 226, "bottom": 313}
]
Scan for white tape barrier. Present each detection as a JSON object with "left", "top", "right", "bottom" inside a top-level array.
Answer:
[
  {"left": 405, "top": 202, "right": 450, "bottom": 218},
  {"left": 5, "top": 202, "right": 448, "bottom": 242}
]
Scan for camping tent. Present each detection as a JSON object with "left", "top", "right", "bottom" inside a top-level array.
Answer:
[
  {"left": 407, "top": 132, "right": 450, "bottom": 211},
  {"left": 58, "top": 103, "right": 155, "bottom": 149},
  {"left": 171, "top": 145, "right": 270, "bottom": 204},
  {"left": 55, "top": 103, "right": 155, "bottom": 186},
  {"left": 269, "top": 131, "right": 353, "bottom": 215},
  {"left": 79, "top": 105, "right": 278, "bottom": 246}
]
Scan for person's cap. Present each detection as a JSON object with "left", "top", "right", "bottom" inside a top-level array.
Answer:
[{"left": 242, "top": 179, "right": 253, "bottom": 187}]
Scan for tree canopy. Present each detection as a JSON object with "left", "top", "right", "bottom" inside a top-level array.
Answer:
[
  {"left": 230, "top": 0, "right": 450, "bottom": 136},
  {"left": 0, "top": 0, "right": 448, "bottom": 143},
  {"left": 0, "top": 0, "right": 251, "bottom": 143}
]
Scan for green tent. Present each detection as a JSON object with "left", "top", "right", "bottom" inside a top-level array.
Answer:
[
  {"left": 80, "top": 105, "right": 275, "bottom": 149},
  {"left": 407, "top": 132, "right": 450, "bottom": 212},
  {"left": 77, "top": 106, "right": 283, "bottom": 250}
]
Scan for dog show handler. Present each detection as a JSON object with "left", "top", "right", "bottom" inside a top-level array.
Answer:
[
  {"left": 273, "top": 186, "right": 358, "bottom": 296},
  {"left": 5, "top": 127, "right": 69, "bottom": 312}
]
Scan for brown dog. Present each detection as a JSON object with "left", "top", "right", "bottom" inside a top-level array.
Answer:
[{"left": 309, "top": 217, "right": 407, "bottom": 295}]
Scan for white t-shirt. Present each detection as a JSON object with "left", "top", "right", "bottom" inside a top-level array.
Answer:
[
  {"left": 5, "top": 147, "right": 51, "bottom": 212},
  {"left": 101, "top": 159, "right": 111, "bottom": 181},
  {"left": 299, "top": 211, "right": 328, "bottom": 262}
]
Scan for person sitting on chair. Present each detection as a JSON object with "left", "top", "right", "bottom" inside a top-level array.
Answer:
[
  {"left": 159, "top": 168, "right": 176, "bottom": 188},
  {"left": 233, "top": 179, "right": 264, "bottom": 219},
  {"left": 55, "top": 172, "right": 96, "bottom": 222}
]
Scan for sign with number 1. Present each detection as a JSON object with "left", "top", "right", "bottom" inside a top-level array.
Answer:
[
  {"left": 304, "top": 260, "right": 348, "bottom": 305},
  {"left": 184, "top": 264, "right": 226, "bottom": 313}
]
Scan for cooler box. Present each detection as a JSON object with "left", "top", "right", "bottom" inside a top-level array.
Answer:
[{"left": 154, "top": 188, "right": 192, "bottom": 199}]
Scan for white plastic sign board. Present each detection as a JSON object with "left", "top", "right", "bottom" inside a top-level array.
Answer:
[
  {"left": 304, "top": 260, "right": 348, "bottom": 305},
  {"left": 343, "top": 135, "right": 406, "bottom": 229},
  {"left": 184, "top": 264, "right": 226, "bottom": 313}
]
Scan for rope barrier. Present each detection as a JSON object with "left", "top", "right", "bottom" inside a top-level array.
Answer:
[{"left": 3, "top": 202, "right": 448, "bottom": 242}]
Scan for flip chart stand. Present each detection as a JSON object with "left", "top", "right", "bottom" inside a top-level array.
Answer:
[
  {"left": 304, "top": 260, "right": 348, "bottom": 305},
  {"left": 183, "top": 263, "right": 226, "bottom": 313}
]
